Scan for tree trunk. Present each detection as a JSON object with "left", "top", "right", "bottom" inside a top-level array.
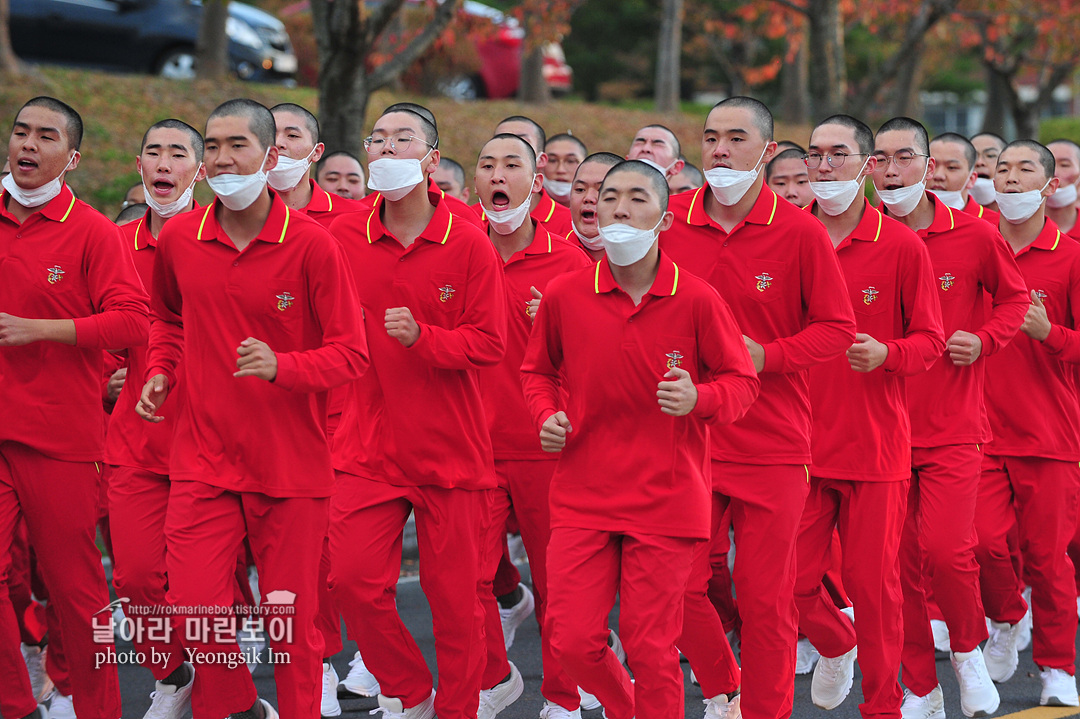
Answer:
[
  {"left": 806, "top": 0, "right": 844, "bottom": 118},
  {"left": 518, "top": 44, "right": 550, "bottom": 105},
  {"left": 980, "top": 63, "right": 1010, "bottom": 137},
  {"left": 779, "top": 41, "right": 809, "bottom": 124},
  {"left": 0, "top": 0, "right": 21, "bottom": 75},
  {"left": 655, "top": 0, "right": 683, "bottom": 113},
  {"left": 311, "top": 0, "right": 459, "bottom": 157},
  {"left": 888, "top": 38, "right": 924, "bottom": 117},
  {"left": 196, "top": 0, "right": 230, "bottom": 80}
]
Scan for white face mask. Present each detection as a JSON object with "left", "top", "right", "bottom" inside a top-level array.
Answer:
[
  {"left": 367, "top": 149, "right": 432, "bottom": 201},
  {"left": 704, "top": 145, "right": 768, "bottom": 206},
  {"left": 928, "top": 189, "right": 966, "bottom": 210},
  {"left": 808, "top": 156, "right": 870, "bottom": 216},
  {"left": 2, "top": 152, "right": 77, "bottom": 208},
  {"left": 996, "top": 179, "right": 1052, "bottom": 224},
  {"left": 638, "top": 157, "right": 674, "bottom": 176},
  {"left": 970, "top": 176, "right": 996, "bottom": 205},
  {"left": 267, "top": 146, "right": 316, "bottom": 192},
  {"left": 543, "top": 177, "right": 572, "bottom": 202},
  {"left": 598, "top": 215, "right": 663, "bottom": 266},
  {"left": 206, "top": 147, "right": 271, "bottom": 211},
  {"left": 876, "top": 162, "right": 929, "bottom": 217},
  {"left": 484, "top": 181, "right": 535, "bottom": 235},
  {"left": 141, "top": 165, "right": 202, "bottom": 219},
  {"left": 1046, "top": 182, "right": 1078, "bottom": 209},
  {"left": 573, "top": 221, "right": 604, "bottom": 251}
]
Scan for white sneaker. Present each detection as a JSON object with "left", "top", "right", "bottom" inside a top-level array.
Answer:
[
  {"left": 22, "top": 643, "right": 54, "bottom": 703},
  {"left": 340, "top": 651, "right": 381, "bottom": 698},
  {"left": 257, "top": 698, "right": 279, "bottom": 719},
  {"left": 370, "top": 690, "right": 436, "bottom": 719},
  {"left": 900, "top": 686, "right": 945, "bottom": 719},
  {"left": 539, "top": 702, "right": 581, "bottom": 719},
  {"left": 1040, "top": 667, "right": 1080, "bottom": 707},
  {"left": 143, "top": 662, "right": 194, "bottom": 719},
  {"left": 500, "top": 584, "right": 535, "bottom": 650},
  {"left": 578, "top": 631, "right": 626, "bottom": 711},
  {"left": 1017, "top": 588, "right": 1033, "bottom": 653},
  {"left": 951, "top": 649, "right": 1000, "bottom": 717},
  {"left": 690, "top": 668, "right": 699, "bottom": 686},
  {"left": 238, "top": 618, "right": 266, "bottom": 674},
  {"left": 703, "top": 693, "right": 741, "bottom": 719},
  {"left": 795, "top": 637, "right": 820, "bottom": 675},
  {"left": 609, "top": 630, "right": 626, "bottom": 664},
  {"left": 48, "top": 692, "right": 76, "bottom": 719},
  {"left": 478, "top": 661, "right": 524, "bottom": 719},
  {"left": 322, "top": 662, "right": 342, "bottom": 717},
  {"left": 508, "top": 533, "right": 528, "bottom": 564},
  {"left": 577, "top": 688, "right": 601, "bottom": 712},
  {"left": 811, "top": 646, "right": 857, "bottom": 710},
  {"left": 931, "top": 620, "right": 951, "bottom": 654},
  {"left": 983, "top": 620, "right": 1020, "bottom": 683}
]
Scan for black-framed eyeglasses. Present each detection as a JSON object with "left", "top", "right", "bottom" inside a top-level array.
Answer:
[
  {"left": 872, "top": 152, "right": 928, "bottom": 169},
  {"left": 363, "top": 133, "right": 436, "bottom": 154},
  {"left": 803, "top": 152, "right": 867, "bottom": 169}
]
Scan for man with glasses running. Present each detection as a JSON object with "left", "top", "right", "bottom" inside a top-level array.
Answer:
[{"left": 328, "top": 106, "right": 507, "bottom": 719}]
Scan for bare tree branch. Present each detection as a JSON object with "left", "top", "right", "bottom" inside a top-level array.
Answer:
[{"left": 368, "top": 0, "right": 459, "bottom": 90}]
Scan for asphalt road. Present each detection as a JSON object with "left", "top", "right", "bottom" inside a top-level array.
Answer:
[{"left": 111, "top": 561, "right": 1080, "bottom": 719}]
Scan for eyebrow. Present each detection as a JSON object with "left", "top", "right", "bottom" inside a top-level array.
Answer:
[
  {"left": 145, "top": 143, "right": 190, "bottom": 152},
  {"left": 15, "top": 121, "right": 60, "bottom": 135},
  {"left": 372, "top": 127, "right": 417, "bottom": 136},
  {"left": 205, "top": 135, "right": 251, "bottom": 143},
  {"left": 808, "top": 143, "right": 852, "bottom": 152},
  {"left": 600, "top": 185, "right": 651, "bottom": 195},
  {"left": 876, "top": 146, "right": 917, "bottom": 154}
]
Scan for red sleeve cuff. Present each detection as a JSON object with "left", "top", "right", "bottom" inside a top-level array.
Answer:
[
  {"left": 974, "top": 330, "right": 993, "bottom": 356},
  {"left": 273, "top": 351, "right": 297, "bottom": 390},
  {"left": 761, "top": 341, "right": 784, "bottom": 373},
  {"left": 881, "top": 341, "right": 900, "bottom": 372},
  {"left": 1042, "top": 324, "right": 1065, "bottom": 352},
  {"left": 73, "top": 316, "right": 99, "bottom": 347},
  {"left": 145, "top": 366, "right": 178, "bottom": 392},
  {"left": 535, "top": 407, "right": 559, "bottom": 432},
  {"left": 691, "top": 383, "right": 720, "bottom": 421}
]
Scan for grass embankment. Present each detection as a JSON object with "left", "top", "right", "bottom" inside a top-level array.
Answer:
[{"left": 0, "top": 66, "right": 808, "bottom": 219}]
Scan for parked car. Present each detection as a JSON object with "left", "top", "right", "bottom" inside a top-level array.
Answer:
[
  {"left": 447, "top": 0, "right": 572, "bottom": 100},
  {"left": 279, "top": 0, "right": 571, "bottom": 98},
  {"left": 9, "top": 0, "right": 297, "bottom": 83}
]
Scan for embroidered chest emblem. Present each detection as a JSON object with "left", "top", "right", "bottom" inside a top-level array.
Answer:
[
  {"left": 276, "top": 292, "right": 295, "bottom": 311},
  {"left": 46, "top": 265, "right": 65, "bottom": 284},
  {"left": 862, "top": 286, "right": 879, "bottom": 305},
  {"left": 755, "top": 272, "right": 773, "bottom": 292},
  {"left": 939, "top": 273, "right": 956, "bottom": 291},
  {"left": 438, "top": 285, "right": 456, "bottom": 302},
  {"left": 1034, "top": 289, "right": 1048, "bottom": 302},
  {"left": 666, "top": 351, "right": 683, "bottom": 369}
]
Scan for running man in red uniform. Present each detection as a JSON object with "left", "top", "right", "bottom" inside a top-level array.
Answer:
[
  {"left": 328, "top": 107, "right": 507, "bottom": 719},
  {"left": 970, "top": 133, "right": 1006, "bottom": 212},
  {"left": 929, "top": 133, "right": 999, "bottom": 226},
  {"left": 872, "top": 117, "right": 1027, "bottom": 719},
  {"left": 766, "top": 147, "right": 813, "bottom": 207},
  {"left": 796, "top": 114, "right": 945, "bottom": 719},
  {"left": 315, "top": 151, "right": 365, "bottom": 200},
  {"left": 626, "top": 124, "right": 684, "bottom": 181},
  {"left": 976, "top": 140, "right": 1080, "bottom": 708},
  {"left": 523, "top": 159, "right": 759, "bottom": 719},
  {"left": 566, "top": 152, "right": 622, "bottom": 260},
  {"left": 661, "top": 97, "right": 856, "bottom": 719},
  {"left": 474, "top": 133, "right": 592, "bottom": 719},
  {"left": 0, "top": 96, "right": 146, "bottom": 719},
  {"left": 106, "top": 118, "right": 207, "bottom": 719},
  {"left": 138, "top": 99, "right": 369, "bottom": 719},
  {"left": 543, "top": 133, "right": 587, "bottom": 207},
  {"left": 491, "top": 116, "right": 573, "bottom": 236},
  {"left": 1046, "top": 140, "right": 1080, "bottom": 240}
]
